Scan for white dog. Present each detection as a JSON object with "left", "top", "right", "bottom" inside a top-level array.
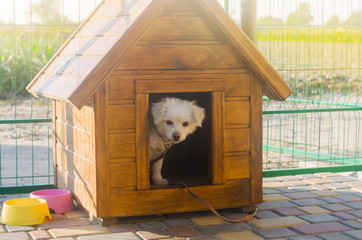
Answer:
[{"left": 149, "top": 98, "right": 205, "bottom": 185}]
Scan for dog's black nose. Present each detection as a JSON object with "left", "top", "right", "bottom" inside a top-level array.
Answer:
[{"left": 173, "top": 133, "right": 180, "bottom": 141}]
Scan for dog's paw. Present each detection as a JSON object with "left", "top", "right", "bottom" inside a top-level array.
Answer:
[{"left": 153, "top": 178, "right": 169, "bottom": 186}]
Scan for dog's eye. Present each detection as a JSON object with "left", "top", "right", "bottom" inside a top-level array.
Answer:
[
  {"left": 166, "top": 120, "right": 173, "bottom": 125},
  {"left": 183, "top": 122, "right": 189, "bottom": 127}
]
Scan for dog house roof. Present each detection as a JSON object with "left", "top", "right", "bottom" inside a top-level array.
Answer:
[{"left": 26, "top": 0, "right": 292, "bottom": 109}]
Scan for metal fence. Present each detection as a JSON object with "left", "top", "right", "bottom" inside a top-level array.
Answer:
[
  {"left": 255, "top": 0, "right": 362, "bottom": 176},
  {"left": 0, "top": 0, "right": 101, "bottom": 193},
  {"left": 0, "top": 0, "right": 361, "bottom": 193}
]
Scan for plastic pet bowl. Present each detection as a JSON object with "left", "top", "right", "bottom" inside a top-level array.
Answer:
[
  {"left": 30, "top": 189, "right": 74, "bottom": 214},
  {"left": 0, "top": 198, "right": 52, "bottom": 225}
]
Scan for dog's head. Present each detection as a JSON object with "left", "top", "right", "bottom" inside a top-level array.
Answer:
[{"left": 151, "top": 98, "right": 205, "bottom": 144}]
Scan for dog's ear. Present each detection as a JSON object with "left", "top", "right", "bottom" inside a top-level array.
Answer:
[
  {"left": 151, "top": 99, "right": 169, "bottom": 125},
  {"left": 191, "top": 102, "right": 205, "bottom": 127}
]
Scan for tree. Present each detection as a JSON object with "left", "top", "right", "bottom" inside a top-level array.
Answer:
[
  {"left": 326, "top": 15, "right": 340, "bottom": 26},
  {"left": 343, "top": 10, "right": 362, "bottom": 26},
  {"left": 257, "top": 16, "right": 284, "bottom": 26},
  {"left": 286, "top": 3, "right": 313, "bottom": 26}
]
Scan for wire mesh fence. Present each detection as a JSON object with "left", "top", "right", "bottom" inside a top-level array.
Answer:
[
  {"left": 0, "top": 0, "right": 361, "bottom": 192},
  {"left": 0, "top": 0, "right": 101, "bottom": 192},
  {"left": 255, "top": 0, "right": 362, "bottom": 175}
]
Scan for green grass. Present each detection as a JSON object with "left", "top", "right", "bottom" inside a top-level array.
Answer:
[
  {"left": 0, "top": 28, "right": 75, "bottom": 97},
  {"left": 257, "top": 27, "right": 362, "bottom": 43},
  {"left": 0, "top": 26, "right": 361, "bottom": 97}
]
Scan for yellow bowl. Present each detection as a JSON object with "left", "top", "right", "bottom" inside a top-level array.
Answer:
[{"left": 0, "top": 198, "right": 52, "bottom": 225}]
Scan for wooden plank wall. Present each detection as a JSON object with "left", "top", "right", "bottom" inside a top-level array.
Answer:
[
  {"left": 117, "top": 0, "right": 245, "bottom": 71},
  {"left": 224, "top": 74, "right": 252, "bottom": 181},
  {"left": 53, "top": 101, "right": 97, "bottom": 215},
  {"left": 106, "top": 75, "right": 137, "bottom": 194}
]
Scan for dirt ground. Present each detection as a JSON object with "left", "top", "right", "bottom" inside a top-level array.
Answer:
[{"left": 0, "top": 98, "right": 53, "bottom": 186}]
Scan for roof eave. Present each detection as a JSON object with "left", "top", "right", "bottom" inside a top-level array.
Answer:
[{"left": 195, "top": 0, "right": 292, "bottom": 101}]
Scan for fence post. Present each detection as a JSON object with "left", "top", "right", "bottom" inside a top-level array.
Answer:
[{"left": 240, "top": 0, "right": 257, "bottom": 43}]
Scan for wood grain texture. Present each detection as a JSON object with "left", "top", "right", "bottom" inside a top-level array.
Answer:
[
  {"left": 225, "top": 156, "right": 250, "bottom": 180},
  {"left": 109, "top": 133, "right": 136, "bottom": 159},
  {"left": 109, "top": 182, "right": 250, "bottom": 217},
  {"left": 108, "top": 104, "right": 135, "bottom": 133},
  {"left": 94, "top": 83, "right": 109, "bottom": 216},
  {"left": 250, "top": 75, "right": 263, "bottom": 204},
  {"left": 225, "top": 128, "right": 250, "bottom": 153},
  {"left": 141, "top": 16, "right": 217, "bottom": 42},
  {"left": 211, "top": 91, "right": 224, "bottom": 184},
  {"left": 109, "top": 162, "right": 137, "bottom": 188},
  {"left": 135, "top": 94, "right": 150, "bottom": 190},
  {"left": 164, "top": 0, "right": 194, "bottom": 13},
  {"left": 225, "top": 100, "right": 249, "bottom": 127},
  {"left": 224, "top": 73, "right": 251, "bottom": 97},
  {"left": 54, "top": 99, "right": 97, "bottom": 216},
  {"left": 136, "top": 78, "right": 223, "bottom": 94},
  {"left": 117, "top": 45, "right": 244, "bottom": 70},
  {"left": 107, "top": 74, "right": 135, "bottom": 101}
]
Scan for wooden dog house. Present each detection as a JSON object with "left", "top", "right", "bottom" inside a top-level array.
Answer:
[{"left": 27, "top": 0, "right": 292, "bottom": 219}]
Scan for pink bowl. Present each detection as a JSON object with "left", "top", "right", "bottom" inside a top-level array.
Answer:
[{"left": 30, "top": 189, "right": 74, "bottom": 214}]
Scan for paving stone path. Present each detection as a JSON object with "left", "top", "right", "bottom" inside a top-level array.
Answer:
[{"left": 2, "top": 172, "right": 362, "bottom": 239}]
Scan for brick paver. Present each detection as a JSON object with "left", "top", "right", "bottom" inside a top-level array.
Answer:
[
  {"left": 282, "top": 192, "right": 318, "bottom": 200},
  {"left": 38, "top": 217, "right": 92, "bottom": 230},
  {"left": 136, "top": 230, "right": 170, "bottom": 240},
  {"left": 290, "top": 222, "right": 352, "bottom": 235},
  {"left": 342, "top": 220, "right": 362, "bottom": 229},
  {"left": 335, "top": 194, "right": 362, "bottom": 202},
  {"left": 298, "top": 213, "right": 340, "bottom": 223},
  {"left": 263, "top": 193, "right": 291, "bottom": 201},
  {"left": 258, "top": 200, "right": 297, "bottom": 210},
  {"left": 331, "top": 211, "right": 358, "bottom": 221},
  {"left": 78, "top": 232, "right": 140, "bottom": 240},
  {"left": 254, "top": 227, "right": 299, "bottom": 238},
  {"left": 64, "top": 210, "right": 89, "bottom": 219},
  {"left": 310, "top": 190, "right": 341, "bottom": 197},
  {"left": 189, "top": 215, "right": 226, "bottom": 225},
  {"left": 48, "top": 225, "right": 111, "bottom": 238},
  {"left": 0, "top": 232, "right": 30, "bottom": 240},
  {"left": 320, "top": 203, "right": 353, "bottom": 212},
  {"left": 3, "top": 173, "right": 362, "bottom": 240},
  {"left": 292, "top": 198, "right": 328, "bottom": 206},
  {"left": 273, "top": 207, "right": 306, "bottom": 216},
  {"left": 248, "top": 216, "right": 308, "bottom": 229},
  {"left": 318, "top": 232, "right": 354, "bottom": 240},
  {"left": 297, "top": 206, "right": 331, "bottom": 214},
  {"left": 303, "top": 178, "right": 332, "bottom": 185},
  {"left": 195, "top": 223, "right": 252, "bottom": 235},
  {"left": 216, "top": 231, "right": 263, "bottom": 240},
  {"left": 263, "top": 181, "right": 289, "bottom": 188},
  {"left": 109, "top": 224, "right": 140, "bottom": 233},
  {"left": 29, "top": 230, "right": 52, "bottom": 240},
  {"left": 166, "top": 226, "right": 200, "bottom": 238},
  {"left": 343, "top": 230, "right": 362, "bottom": 240},
  {"left": 5, "top": 225, "right": 35, "bottom": 233}
]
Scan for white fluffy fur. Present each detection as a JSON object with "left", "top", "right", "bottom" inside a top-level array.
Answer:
[{"left": 149, "top": 98, "right": 205, "bottom": 185}]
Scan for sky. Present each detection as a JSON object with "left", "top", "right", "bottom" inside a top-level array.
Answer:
[{"left": 0, "top": 0, "right": 361, "bottom": 26}]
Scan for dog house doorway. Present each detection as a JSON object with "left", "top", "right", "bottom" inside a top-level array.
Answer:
[
  {"left": 135, "top": 78, "right": 224, "bottom": 190},
  {"left": 149, "top": 92, "right": 212, "bottom": 186}
]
